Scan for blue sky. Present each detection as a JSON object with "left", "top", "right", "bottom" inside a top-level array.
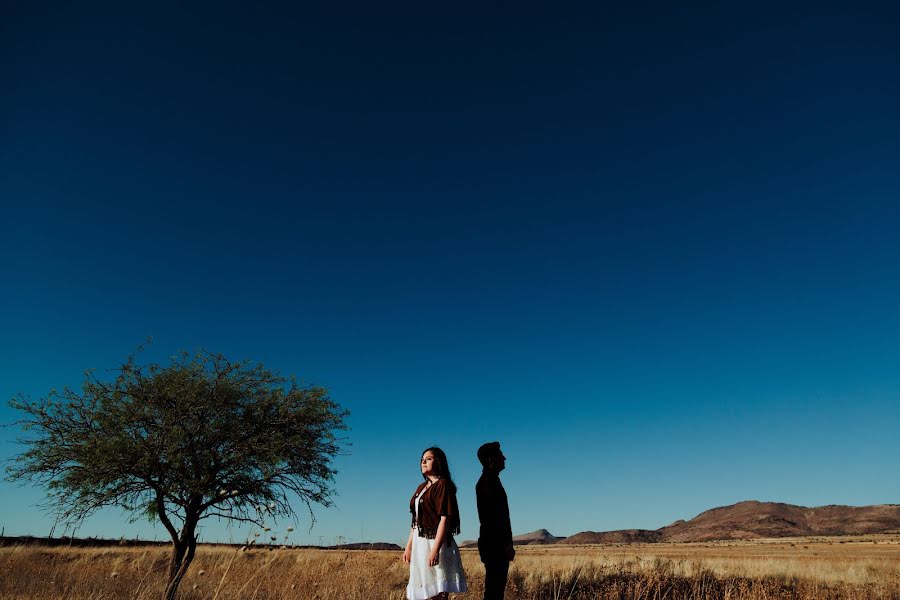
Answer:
[{"left": 2, "top": 2, "right": 899, "bottom": 546}]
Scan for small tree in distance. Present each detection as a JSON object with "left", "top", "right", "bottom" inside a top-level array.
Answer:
[{"left": 7, "top": 349, "right": 349, "bottom": 600}]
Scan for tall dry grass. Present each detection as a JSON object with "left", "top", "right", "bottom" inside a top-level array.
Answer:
[{"left": 1, "top": 536, "right": 899, "bottom": 599}]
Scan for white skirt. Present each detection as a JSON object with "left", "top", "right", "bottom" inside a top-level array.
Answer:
[{"left": 406, "top": 534, "right": 468, "bottom": 599}]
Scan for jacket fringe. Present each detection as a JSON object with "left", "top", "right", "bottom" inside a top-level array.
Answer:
[{"left": 412, "top": 519, "right": 461, "bottom": 540}]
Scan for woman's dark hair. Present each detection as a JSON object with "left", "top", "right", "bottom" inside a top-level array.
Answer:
[{"left": 422, "top": 446, "right": 457, "bottom": 493}]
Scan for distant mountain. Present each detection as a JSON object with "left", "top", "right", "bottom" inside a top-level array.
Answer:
[
  {"left": 513, "top": 529, "right": 565, "bottom": 545},
  {"left": 505, "top": 501, "right": 900, "bottom": 546},
  {"left": 329, "top": 542, "right": 402, "bottom": 550},
  {"left": 459, "top": 529, "right": 563, "bottom": 548},
  {"left": 563, "top": 529, "right": 663, "bottom": 544},
  {"left": 657, "top": 501, "right": 900, "bottom": 542}
]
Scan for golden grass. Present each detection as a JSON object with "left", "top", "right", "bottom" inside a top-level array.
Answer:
[{"left": 1, "top": 535, "right": 899, "bottom": 599}]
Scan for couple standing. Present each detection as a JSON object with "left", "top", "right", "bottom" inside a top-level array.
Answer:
[{"left": 403, "top": 442, "right": 514, "bottom": 600}]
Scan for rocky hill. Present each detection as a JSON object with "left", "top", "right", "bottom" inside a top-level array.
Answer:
[
  {"left": 459, "top": 528, "right": 562, "bottom": 548},
  {"left": 513, "top": 529, "right": 566, "bottom": 545},
  {"left": 500, "top": 501, "right": 900, "bottom": 546},
  {"left": 657, "top": 501, "right": 900, "bottom": 542},
  {"left": 329, "top": 542, "right": 402, "bottom": 550},
  {"left": 563, "top": 529, "right": 663, "bottom": 544}
]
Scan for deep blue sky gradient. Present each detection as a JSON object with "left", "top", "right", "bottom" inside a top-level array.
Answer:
[{"left": 2, "top": 2, "right": 899, "bottom": 545}]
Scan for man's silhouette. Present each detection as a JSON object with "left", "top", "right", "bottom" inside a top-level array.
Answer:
[{"left": 476, "top": 442, "right": 514, "bottom": 600}]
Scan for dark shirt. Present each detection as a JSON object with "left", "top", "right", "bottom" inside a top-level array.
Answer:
[{"left": 476, "top": 469, "right": 512, "bottom": 562}]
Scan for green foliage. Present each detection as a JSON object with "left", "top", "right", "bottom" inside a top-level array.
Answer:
[{"left": 7, "top": 349, "right": 350, "bottom": 535}]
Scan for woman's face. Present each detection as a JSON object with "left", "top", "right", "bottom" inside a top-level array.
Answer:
[{"left": 421, "top": 451, "right": 437, "bottom": 477}]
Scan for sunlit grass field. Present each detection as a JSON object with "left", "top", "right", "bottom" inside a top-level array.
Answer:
[{"left": 2, "top": 535, "right": 898, "bottom": 599}]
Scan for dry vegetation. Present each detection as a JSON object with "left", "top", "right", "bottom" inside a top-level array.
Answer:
[{"left": 2, "top": 535, "right": 899, "bottom": 599}]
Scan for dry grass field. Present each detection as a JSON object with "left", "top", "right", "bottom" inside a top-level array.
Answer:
[{"left": 2, "top": 535, "right": 899, "bottom": 599}]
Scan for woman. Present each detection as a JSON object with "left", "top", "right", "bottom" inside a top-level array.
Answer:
[{"left": 403, "top": 447, "right": 468, "bottom": 600}]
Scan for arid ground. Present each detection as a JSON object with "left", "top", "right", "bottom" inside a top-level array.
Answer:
[{"left": 2, "top": 534, "right": 898, "bottom": 599}]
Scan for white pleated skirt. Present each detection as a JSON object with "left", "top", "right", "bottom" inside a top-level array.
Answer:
[{"left": 406, "top": 534, "right": 467, "bottom": 599}]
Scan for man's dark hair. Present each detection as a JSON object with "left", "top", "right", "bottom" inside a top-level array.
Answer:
[{"left": 477, "top": 441, "right": 501, "bottom": 467}]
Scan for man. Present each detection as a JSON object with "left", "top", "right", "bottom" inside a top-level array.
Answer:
[{"left": 476, "top": 441, "right": 514, "bottom": 600}]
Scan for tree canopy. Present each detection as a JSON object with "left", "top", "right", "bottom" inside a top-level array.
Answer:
[{"left": 7, "top": 349, "right": 349, "bottom": 599}]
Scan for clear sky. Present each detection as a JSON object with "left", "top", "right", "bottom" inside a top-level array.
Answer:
[{"left": 2, "top": 2, "right": 899, "bottom": 547}]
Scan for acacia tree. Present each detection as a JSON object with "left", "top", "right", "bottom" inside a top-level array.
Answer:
[{"left": 7, "top": 350, "right": 349, "bottom": 600}]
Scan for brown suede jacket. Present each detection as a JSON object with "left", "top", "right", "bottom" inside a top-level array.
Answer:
[{"left": 409, "top": 478, "right": 461, "bottom": 540}]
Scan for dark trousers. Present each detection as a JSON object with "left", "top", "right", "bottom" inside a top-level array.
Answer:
[{"left": 483, "top": 560, "right": 509, "bottom": 600}]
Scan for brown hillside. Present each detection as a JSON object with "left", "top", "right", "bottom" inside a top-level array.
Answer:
[
  {"left": 658, "top": 501, "right": 900, "bottom": 542},
  {"left": 563, "top": 529, "right": 663, "bottom": 544},
  {"left": 459, "top": 529, "right": 564, "bottom": 548},
  {"left": 513, "top": 529, "right": 565, "bottom": 545},
  {"left": 466, "top": 501, "right": 900, "bottom": 547}
]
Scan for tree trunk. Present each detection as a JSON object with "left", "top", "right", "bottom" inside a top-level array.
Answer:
[
  {"left": 167, "top": 540, "right": 187, "bottom": 582},
  {"left": 163, "top": 517, "right": 198, "bottom": 600}
]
